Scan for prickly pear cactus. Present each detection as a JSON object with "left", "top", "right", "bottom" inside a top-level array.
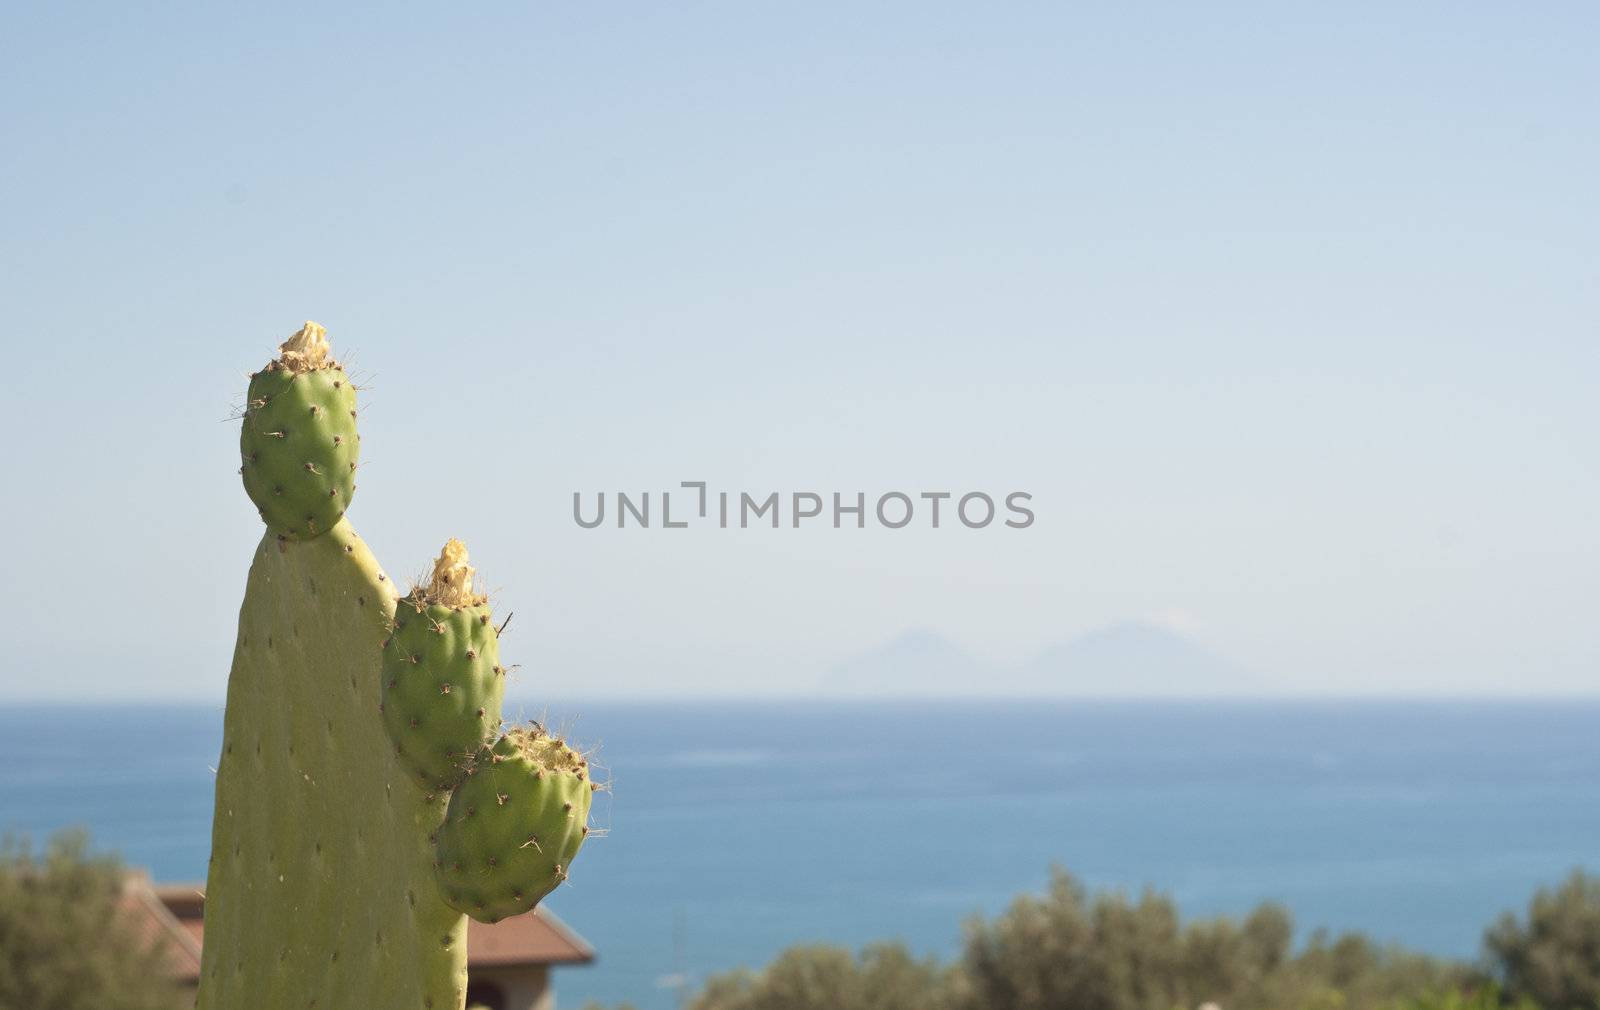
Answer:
[
  {"left": 382, "top": 539, "right": 506, "bottom": 791},
  {"left": 433, "top": 727, "right": 595, "bottom": 923},
  {"left": 199, "top": 325, "right": 467, "bottom": 1010},
  {"left": 239, "top": 322, "right": 359, "bottom": 540}
]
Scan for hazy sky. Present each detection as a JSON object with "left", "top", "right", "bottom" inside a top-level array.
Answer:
[{"left": 2, "top": 2, "right": 1595, "bottom": 700}]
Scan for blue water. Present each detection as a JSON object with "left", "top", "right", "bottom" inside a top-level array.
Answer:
[{"left": 2, "top": 700, "right": 1597, "bottom": 1008}]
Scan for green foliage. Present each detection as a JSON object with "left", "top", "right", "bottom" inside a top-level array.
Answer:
[
  {"left": 669, "top": 869, "right": 1472, "bottom": 1010},
  {"left": 686, "top": 943, "right": 954, "bottom": 1010},
  {"left": 1277, "top": 929, "right": 1470, "bottom": 1010},
  {"left": 1381, "top": 984, "right": 1541, "bottom": 1010},
  {"left": 0, "top": 830, "right": 181, "bottom": 1010},
  {"left": 958, "top": 872, "right": 1181, "bottom": 1010},
  {"left": 957, "top": 869, "right": 1461, "bottom": 1010},
  {"left": 1484, "top": 870, "right": 1600, "bottom": 1010}
]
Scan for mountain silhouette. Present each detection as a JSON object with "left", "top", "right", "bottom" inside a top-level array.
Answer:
[
  {"left": 820, "top": 628, "right": 983, "bottom": 694},
  {"left": 1023, "top": 620, "right": 1259, "bottom": 695}
]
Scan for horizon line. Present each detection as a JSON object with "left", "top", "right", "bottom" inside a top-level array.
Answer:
[{"left": 7, "top": 690, "right": 1600, "bottom": 707}]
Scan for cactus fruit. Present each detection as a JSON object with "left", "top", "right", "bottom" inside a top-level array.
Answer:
[
  {"left": 381, "top": 539, "right": 506, "bottom": 790},
  {"left": 197, "top": 521, "right": 467, "bottom": 1010},
  {"left": 239, "top": 321, "right": 359, "bottom": 540},
  {"left": 432, "top": 726, "right": 595, "bottom": 923}
]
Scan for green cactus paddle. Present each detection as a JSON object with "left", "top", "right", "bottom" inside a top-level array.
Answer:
[{"left": 381, "top": 540, "right": 507, "bottom": 793}]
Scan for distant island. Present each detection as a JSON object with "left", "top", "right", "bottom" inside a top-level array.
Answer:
[{"left": 820, "top": 620, "right": 1261, "bottom": 696}]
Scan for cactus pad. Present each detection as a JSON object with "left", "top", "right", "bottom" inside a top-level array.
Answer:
[
  {"left": 239, "top": 322, "right": 359, "bottom": 540},
  {"left": 432, "top": 726, "right": 594, "bottom": 923},
  {"left": 382, "top": 539, "right": 506, "bottom": 790},
  {"left": 197, "top": 521, "right": 467, "bottom": 1010}
]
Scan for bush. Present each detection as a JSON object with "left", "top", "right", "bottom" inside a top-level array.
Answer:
[
  {"left": 674, "top": 868, "right": 1465, "bottom": 1010},
  {"left": 1381, "top": 983, "right": 1540, "bottom": 1010},
  {"left": 957, "top": 869, "right": 1461, "bottom": 1010},
  {"left": 687, "top": 942, "right": 953, "bottom": 1010},
  {"left": 0, "top": 829, "right": 182, "bottom": 1010},
  {"left": 1484, "top": 870, "right": 1600, "bottom": 1010}
]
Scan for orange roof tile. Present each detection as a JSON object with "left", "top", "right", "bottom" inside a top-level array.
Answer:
[
  {"left": 121, "top": 877, "right": 203, "bottom": 980},
  {"left": 467, "top": 907, "right": 594, "bottom": 966}
]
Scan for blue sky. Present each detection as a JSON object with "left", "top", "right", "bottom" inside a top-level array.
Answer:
[{"left": 1, "top": 2, "right": 1595, "bottom": 699}]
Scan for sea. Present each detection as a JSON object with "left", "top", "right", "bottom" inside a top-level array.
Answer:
[{"left": 2, "top": 700, "right": 1597, "bottom": 1009}]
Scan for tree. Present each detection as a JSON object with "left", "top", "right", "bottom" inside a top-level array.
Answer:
[
  {"left": 1381, "top": 984, "right": 1541, "bottom": 1010},
  {"left": 687, "top": 943, "right": 953, "bottom": 1010},
  {"left": 1485, "top": 870, "right": 1600, "bottom": 1010},
  {"left": 639, "top": 866, "right": 1493, "bottom": 1010},
  {"left": 0, "top": 829, "right": 182, "bottom": 1010},
  {"left": 1275, "top": 929, "right": 1466, "bottom": 1010},
  {"left": 957, "top": 868, "right": 1460, "bottom": 1010}
]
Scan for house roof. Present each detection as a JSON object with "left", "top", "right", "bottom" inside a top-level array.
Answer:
[
  {"left": 120, "top": 875, "right": 203, "bottom": 979},
  {"left": 465, "top": 909, "right": 594, "bottom": 966},
  {"left": 133, "top": 879, "right": 594, "bottom": 981}
]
